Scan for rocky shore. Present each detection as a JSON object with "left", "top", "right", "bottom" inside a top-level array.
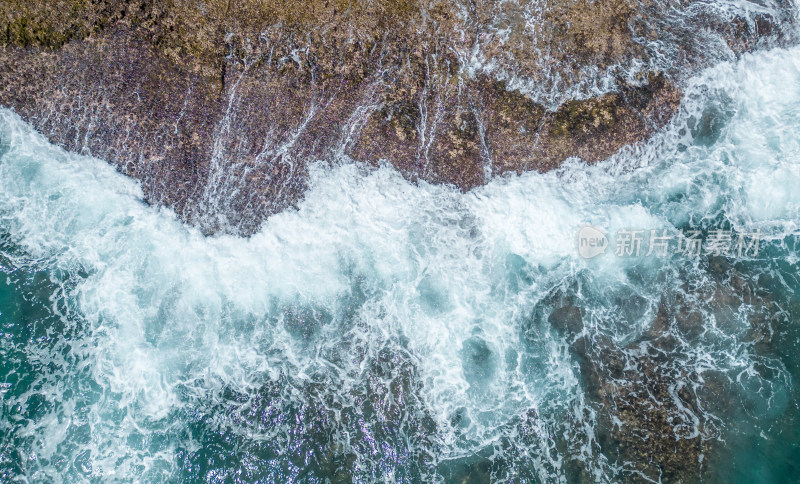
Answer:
[
  {"left": 1, "top": 1, "right": 799, "bottom": 481},
  {"left": 2, "top": 0, "right": 795, "bottom": 236}
]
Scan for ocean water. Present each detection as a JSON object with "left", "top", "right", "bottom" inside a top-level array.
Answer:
[{"left": 1, "top": 46, "right": 800, "bottom": 482}]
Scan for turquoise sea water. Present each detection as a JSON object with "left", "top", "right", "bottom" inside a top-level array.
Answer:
[{"left": 1, "top": 48, "right": 800, "bottom": 482}]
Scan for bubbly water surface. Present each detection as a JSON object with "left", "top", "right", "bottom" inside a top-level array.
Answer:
[{"left": 2, "top": 47, "right": 800, "bottom": 482}]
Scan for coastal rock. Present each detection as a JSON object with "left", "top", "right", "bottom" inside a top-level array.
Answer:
[
  {"left": 542, "top": 255, "right": 785, "bottom": 482},
  {"left": 1, "top": 0, "right": 795, "bottom": 235}
]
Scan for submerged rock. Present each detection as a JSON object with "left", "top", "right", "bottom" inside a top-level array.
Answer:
[
  {"left": 0, "top": 0, "right": 796, "bottom": 236},
  {"left": 539, "top": 255, "right": 786, "bottom": 482}
]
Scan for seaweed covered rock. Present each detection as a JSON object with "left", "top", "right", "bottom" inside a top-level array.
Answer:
[{"left": 0, "top": 0, "right": 796, "bottom": 235}]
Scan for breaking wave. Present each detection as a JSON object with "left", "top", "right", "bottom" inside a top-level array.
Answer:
[{"left": 1, "top": 46, "right": 800, "bottom": 482}]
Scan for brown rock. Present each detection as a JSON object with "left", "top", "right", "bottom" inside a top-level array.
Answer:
[{"left": 0, "top": 0, "right": 794, "bottom": 236}]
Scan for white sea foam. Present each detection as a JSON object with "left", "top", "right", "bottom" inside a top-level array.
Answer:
[{"left": 2, "top": 45, "right": 800, "bottom": 482}]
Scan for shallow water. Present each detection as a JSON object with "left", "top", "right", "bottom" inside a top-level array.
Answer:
[{"left": 1, "top": 47, "right": 800, "bottom": 482}]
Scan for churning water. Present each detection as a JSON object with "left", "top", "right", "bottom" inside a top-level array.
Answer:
[{"left": 2, "top": 46, "right": 800, "bottom": 482}]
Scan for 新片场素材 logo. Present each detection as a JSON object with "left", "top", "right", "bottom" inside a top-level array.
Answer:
[{"left": 577, "top": 225, "right": 608, "bottom": 259}]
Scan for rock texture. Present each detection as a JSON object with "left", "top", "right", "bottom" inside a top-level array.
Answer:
[
  {"left": 2, "top": 0, "right": 795, "bottom": 235},
  {"left": 545, "top": 257, "right": 781, "bottom": 482}
]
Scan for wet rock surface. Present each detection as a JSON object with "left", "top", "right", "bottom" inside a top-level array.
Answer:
[
  {"left": 539, "top": 252, "right": 790, "bottom": 482},
  {"left": 1, "top": 0, "right": 796, "bottom": 236}
]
